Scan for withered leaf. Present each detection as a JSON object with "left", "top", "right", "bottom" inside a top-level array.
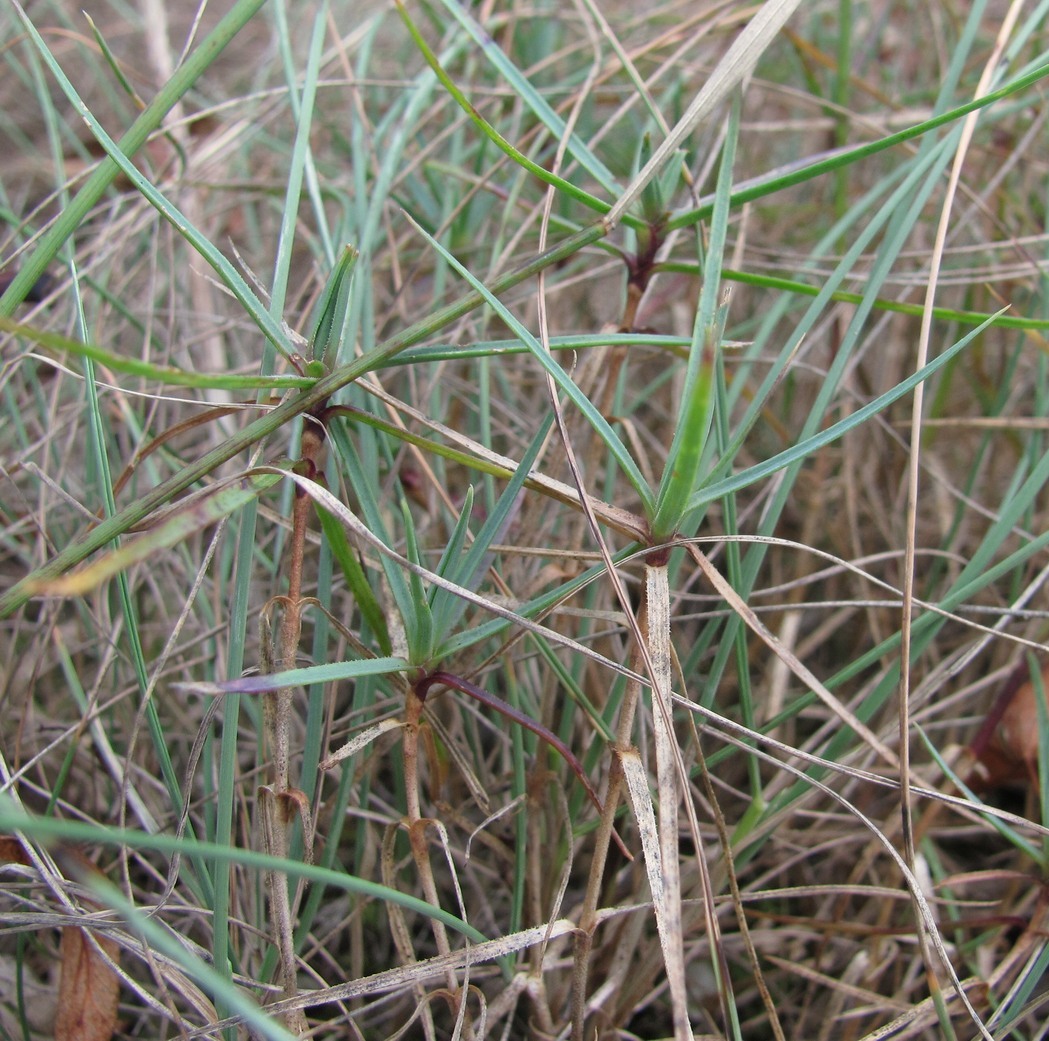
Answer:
[
  {"left": 54, "top": 926, "right": 119, "bottom": 1041},
  {"left": 971, "top": 657, "right": 1049, "bottom": 788},
  {"left": 0, "top": 837, "right": 29, "bottom": 865}
]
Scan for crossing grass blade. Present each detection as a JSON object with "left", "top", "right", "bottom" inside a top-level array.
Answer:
[
  {"left": 0, "top": 0, "right": 270, "bottom": 315},
  {"left": 8, "top": 1, "right": 1049, "bottom": 1037}
]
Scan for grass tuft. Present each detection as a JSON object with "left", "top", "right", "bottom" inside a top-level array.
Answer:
[{"left": 4, "top": 1, "right": 1049, "bottom": 1038}]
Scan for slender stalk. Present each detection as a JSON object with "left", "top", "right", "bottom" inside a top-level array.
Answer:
[
  {"left": 402, "top": 689, "right": 469, "bottom": 1029},
  {"left": 571, "top": 627, "right": 645, "bottom": 1041},
  {"left": 256, "top": 425, "right": 327, "bottom": 1036}
]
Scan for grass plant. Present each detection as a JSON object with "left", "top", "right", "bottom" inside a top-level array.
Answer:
[{"left": 4, "top": 0, "right": 1049, "bottom": 1038}]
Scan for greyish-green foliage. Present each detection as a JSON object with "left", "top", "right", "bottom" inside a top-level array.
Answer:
[{"left": 3, "top": 1, "right": 1049, "bottom": 1039}]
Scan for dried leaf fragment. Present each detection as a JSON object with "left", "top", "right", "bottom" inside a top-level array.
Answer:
[
  {"left": 54, "top": 926, "right": 119, "bottom": 1041},
  {"left": 971, "top": 657, "right": 1049, "bottom": 788},
  {"left": 0, "top": 837, "right": 29, "bottom": 865}
]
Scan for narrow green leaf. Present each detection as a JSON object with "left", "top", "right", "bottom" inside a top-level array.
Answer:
[
  {"left": 429, "top": 412, "right": 554, "bottom": 646},
  {"left": 424, "top": 0, "right": 622, "bottom": 197},
  {"left": 0, "top": 802, "right": 489, "bottom": 944},
  {"left": 1, "top": 0, "right": 270, "bottom": 315},
  {"left": 325, "top": 423, "right": 416, "bottom": 649},
  {"left": 650, "top": 333, "right": 717, "bottom": 539},
  {"left": 395, "top": 0, "right": 622, "bottom": 221},
  {"left": 430, "top": 485, "right": 476, "bottom": 607},
  {"left": 192, "top": 656, "right": 411, "bottom": 694},
  {"left": 267, "top": 0, "right": 329, "bottom": 332},
  {"left": 99, "top": 881, "right": 297, "bottom": 1041},
  {"left": 650, "top": 90, "right": 740, "bottom": 538},
  {"left": 29, "top": 472, "right": 282, "bottom": 596},
  {"left": 688, "top": 309, "right": 1006, "bottom": 512},
  {"left": 0, "top": 318, "right": 314, "bottom": 390},
  {"left": 314, "top": 505, "right": 392, "bottom": 654},
  {"left": 0, "top": 222, "right": 611, "bottom": 620},
  {"left": 665, "top": 59, "right": 1049, "bottom": 233},
  {"left": 310, "top": 245, "right": 360, "bottom": 368},
  {"left": 83, "top": 13, "right": 147, "bottom": 108},
  {"left": 916, "top": 726, "right": 1039, "bottom": 861},
  {"left": 404, "top": 215, "right": 655, "bottom": 515},
  {"left": 402, "top": 499, "right": 435, "bottom": 663},
  {"left": 637, "top": 134, "right": 665, "bottom": 223}
]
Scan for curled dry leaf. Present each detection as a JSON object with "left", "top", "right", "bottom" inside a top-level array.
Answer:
[
  {"left": 55, "top": 926, "right": 120, "bottom": 1041},
  {"left": 970, "top": 657, "right": 1049, "bottom": 789},
  {"left": 0, "top": 837, "right": 29, "bottom": 865},
  {"left": 0, "top": 842, "right": 121, "bottom": 1041}
]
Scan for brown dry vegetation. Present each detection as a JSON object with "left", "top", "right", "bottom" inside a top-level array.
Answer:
[{"left": 3, "top": 1, "right": 1049, "bottom": 1039}]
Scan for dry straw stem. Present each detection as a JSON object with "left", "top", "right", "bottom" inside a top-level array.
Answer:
[
  {"left": 643, "top": 561, "right": 692, "bottom": 1041},
  {"left": 605, "top": 0, "right": 804, "bottom": 228},
  {"left": 686, "top": 543, "right": 899, "bottom": 767},
  {"left": 897, "top": 7, "right": 1028, "bottom": 1036}
]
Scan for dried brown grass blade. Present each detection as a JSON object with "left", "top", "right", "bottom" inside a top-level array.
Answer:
[
  {"left": 644, "top": 563, "right": 692, "bottom": 1041},
  {"left": 605, "top": 0, "right": 804, "bottom": 227},
  {"left": 686, "top": 543, "right": 899, "bottom": 766},
  {"left": 621, "top": 748, "right": 692, "bottom": 1041}
]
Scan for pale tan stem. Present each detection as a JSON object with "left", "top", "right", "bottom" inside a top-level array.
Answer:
[
  {"left": 259, "top": 787, "right": 308, "bottom": 1037},
  {"left": 645, "top": 562, "right": 691, "bottom": 1041},
  {"left": 403, "top": 691, "right": 472, "bottom": 1030},
  {"left": 571, "top": 628, "right": 645, "bottom": 1041},
  {"left": 258, "top": 597, "right": 309, "bottom": 1034}
]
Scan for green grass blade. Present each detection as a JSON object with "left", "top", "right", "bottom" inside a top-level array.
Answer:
[
  {"left": 429, "top": 412, "right": 554, "bottom": 642},
  {"left": 0, "top": 0, "right": 269, "bottom": 314},
  {"left": 430, "top": 486, "right": 476, "bottom": 597},
  {"left": 30, "top": 473, "right": 280, "bottom": 592},
  {"left": 267, "top": 1, "right": 329, "bottom": 350},
  {"left": 406, "top": 216, "right": 654, "bottom": 514},
  {"left": 0, "top": 802, "right": 488, "bottom": 943},
  {"left": 664, "top": 59, "right": 1049, "bottom": 233},
  {"left": 395, "top": 1, "right": 620, "bottom": 220},
  {"left": 650, "top": 89, "right": 740, "bottom": 539},
  {"left": 310, "top": 245, "right": 360, "bottom": 370},
  {"left": 688, "top": 310, "right": 1006, "bottom": 512},
  {"left": 0, "top": 221, "right": 611, "bottom": 620},
  {"left": 424, "top": 0, "right": 622, "bottom": 197},
  {"left": 402, "top": 498, "right": 435, "bottom": 662},
  {"left": 314, "top": 504, "right": 392, "bottom": 654},
  {"left": 194, "top": 656, "right": 411, "bottom": 693},
  {"left": 0, "top": 318, "right": 313, "bottom": 389}
]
